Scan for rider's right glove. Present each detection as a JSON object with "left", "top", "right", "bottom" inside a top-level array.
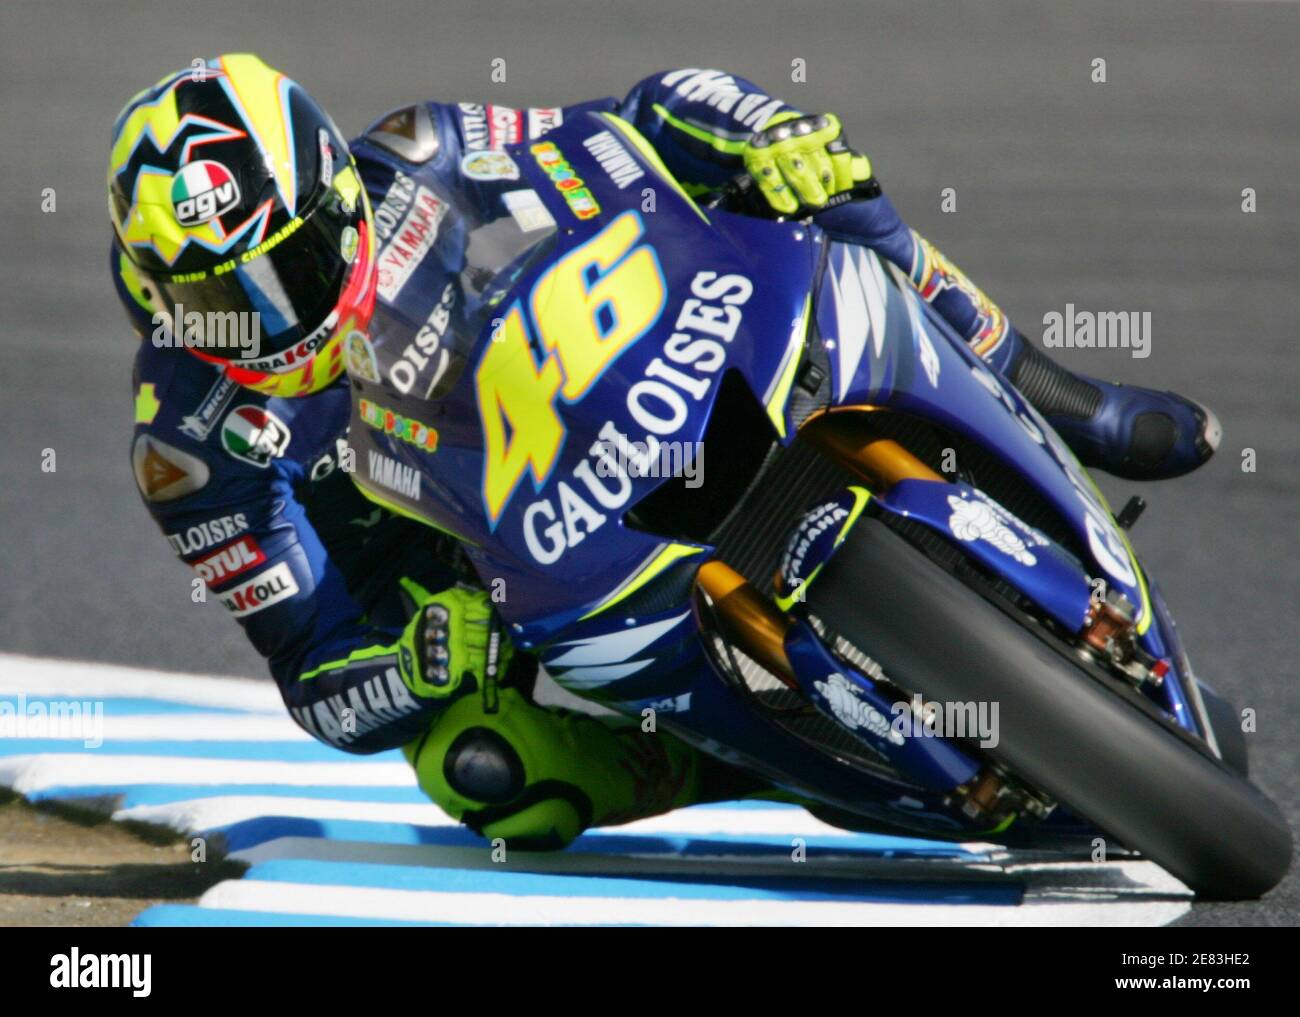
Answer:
[
  {"left": 743, "top": 112, "right": 873, "bottom": 215},
  {"left": 396, "top": 578, "right": 512, "bottom": 701}
]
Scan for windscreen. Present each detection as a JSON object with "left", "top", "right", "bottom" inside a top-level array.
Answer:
[{"left": 419, "top": 193, "right": 558, "bottom": 399}]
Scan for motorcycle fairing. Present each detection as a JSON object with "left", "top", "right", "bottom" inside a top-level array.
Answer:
[
  {"left": 784, "top": 619, "right": 982, "bottom": 790},
  {"left": 874, "top": 478, "right": 1094, "bottom": 632},
  {"left": 540, "top": 604, "right": 699, "bottom": 698},
  {"left": 814, "top": 239, "right": 1202, "bottom": 733},
  {"left": 815, "top": 241, "right": 1152, "bottom": 636},
  {"left": 350, "top": 112, "right": 819, "bottom": 645}
]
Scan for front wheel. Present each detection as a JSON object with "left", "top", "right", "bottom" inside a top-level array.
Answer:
[{"left": 807, "top": 516, "right": 1292, "bottom": 900}]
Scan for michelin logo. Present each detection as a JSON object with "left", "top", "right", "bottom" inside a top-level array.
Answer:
[
  {"left": 813, "top": 673, "right": 905, "bottom": 747},
  {"left": 947, "top": 495, "right": 1036, "bottom": 566}
]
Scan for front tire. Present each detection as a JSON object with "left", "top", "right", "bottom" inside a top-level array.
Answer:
[{"left": 808, "top": 516, "right": 1292, "bottom": 900}]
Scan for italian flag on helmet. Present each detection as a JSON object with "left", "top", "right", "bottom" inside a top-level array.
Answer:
[{"left": 169, "top": 160, "right": 241, "bottom": 226}]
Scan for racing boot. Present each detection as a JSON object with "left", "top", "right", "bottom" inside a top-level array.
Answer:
[
  {"left": 405, "top": 684, "right": 763, "bottom": 850},
  {"left": 990, "top": 329, "right": 1221, "bottom": 481}
]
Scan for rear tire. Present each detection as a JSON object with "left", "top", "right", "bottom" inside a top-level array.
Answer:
[{"left": 809, "top": 516, "right": 1292, "bottom": 900}]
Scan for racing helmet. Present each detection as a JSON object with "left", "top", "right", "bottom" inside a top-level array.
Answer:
[{"left": 109, "top": 54, "right": 376, "bottom": 397}]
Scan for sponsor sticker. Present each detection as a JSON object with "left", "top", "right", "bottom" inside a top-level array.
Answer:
[
  {"left": 946, "top": 491, "right": 1045, "bottom": 567},
  {"left": 167, "top": 512, "right": 249, "bottom": 555},
  {"left": 582, "top": 130, "right": 645, "bottom": 190},
  {"left": 132, "top": 434, "right": 210, "bottom": 502},
  {"left": 813, "top": 673, "right": 905, "bottom": 749},
  {"left": 220, "top": 405, "right": 291, "bottom": 468},
  {"left": 373, "top": 171, "right": 416, "bottom": 243},
  {"left": 236, "top": 329, "right": 331, "bottom": 374},
  {"left": 459, "top": 151, "right": 520, "bottom": 182},
  {"left": 179, "top": 373, "right": 238, "bottom": 441},
  {"left": 367, "top": 449, "right": 421, "bottom": 500},
  {"left": 344, "top": 331, "right": 380, "bottom": 382},
  {"left": 501, "top": 189, "right": 555, "bottom": 233},
  {"left": 218, "top": 561, "right": 300, "bottom": 617},
  {"left": 376, "top": 186, "right": 447, "bottom": 301},
  {"left": 487, "top": 105, "right": 522, "bottom": 149},
  {"left": 511, "top": 265, "right": 752, "bottom": 561},
  {"left": 530, "top": 141, "right": 601, "bottom": 220},
  {"left": 527, "top": 107, "right": 563, "bottom": 139},
  {"left": 458, "top": 103, "right": 488, "bottom": 151},
  {"left": 340, "top": 224, "right": 359, "bottom": 264},
  {"left": 170, "top": 160, "right": 240, "bottom": 226},
  {"left": 389, "top": 282, "right": 456, "bottom": 396},
  {"left": 779, "top": 499, "right": 851, "bottom": 594},
  {"left": 318, "top": 129, "right": 334, "bottom": 189},
  {"left": 289, "top": 662, "right": 422, "bottom": 747},
  {"left": 192, "top": 535, "right": 266, "bottom": 587},
  {"left": 359, "top": 398, "right": 438, "bottom": 451}
]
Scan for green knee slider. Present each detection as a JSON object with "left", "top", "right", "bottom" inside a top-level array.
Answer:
[{"left": 403, "top": 687, "right": 701, "bottom": 850}]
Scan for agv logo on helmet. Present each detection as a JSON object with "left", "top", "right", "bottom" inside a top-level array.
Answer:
[{"left": 170, "top": 160, "right": 241, "bottom": 226}]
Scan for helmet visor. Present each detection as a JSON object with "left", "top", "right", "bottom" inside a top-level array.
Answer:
[{"left": 142, "top": 190, "right": 361, "bottom": 369}]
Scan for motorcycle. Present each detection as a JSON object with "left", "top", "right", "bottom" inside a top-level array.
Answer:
[{"left": 346, "top": 110, "right": 1291, "bottom": 899}]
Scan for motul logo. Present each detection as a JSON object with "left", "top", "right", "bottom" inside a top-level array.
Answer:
[
  {"left": 192, "top": 536, "right": 265, "bottom": 588},
  {"left": 217, "top": 562, "right": 299, "bottom": 617}
]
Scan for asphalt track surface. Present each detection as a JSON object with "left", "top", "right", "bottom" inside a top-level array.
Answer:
[{"left": 0, "top": 0, "right": 1296, "bottom": 925}]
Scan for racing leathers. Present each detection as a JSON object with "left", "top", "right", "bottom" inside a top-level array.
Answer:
[{"left": 118, "top": 67, "right": 1046, "bottom": 843}]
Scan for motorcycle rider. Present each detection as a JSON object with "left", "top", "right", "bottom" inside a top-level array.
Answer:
[{"left": 111, "top": 57, "right": 1220, "bottom": 848}]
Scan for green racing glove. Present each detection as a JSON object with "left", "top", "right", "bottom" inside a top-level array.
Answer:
[
  {"left": 396, "top": 578, "right": 511, "bottom": 701},
  {"left": 743, "top": 111, "right": 873, "bottom": 215}
]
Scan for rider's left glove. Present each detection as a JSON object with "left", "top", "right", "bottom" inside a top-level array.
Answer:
[
  {"left": 743, "top": 112, "right": 872, "bottom": 215},
  {"left": 396, "top": 578, "right": 512, "bottom": 700}
]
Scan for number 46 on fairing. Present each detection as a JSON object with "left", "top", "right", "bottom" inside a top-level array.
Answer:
[{"left": 475, "top": 211, "right": 667, "bottom": 526}]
